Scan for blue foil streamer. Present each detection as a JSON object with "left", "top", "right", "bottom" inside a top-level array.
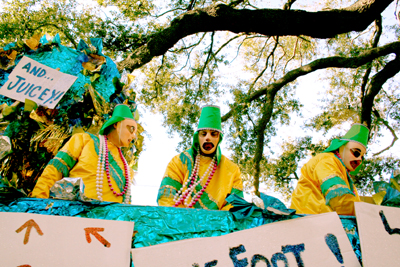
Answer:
[
  {"left": 1, "top": 37, "right": 119, "bottom": 104},
  {"left": 3, "top": 43, "right": 16, "bottom": 51}
]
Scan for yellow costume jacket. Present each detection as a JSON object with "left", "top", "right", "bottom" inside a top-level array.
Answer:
[
  {"left": 157, "top": 152, "right": 243, "bottom": 210},
  {"left": 290, "top": 152, "right": 360, "bottom": 215},
  {"left": 31, "top": 133, "right": 134, "bottom": 203}
]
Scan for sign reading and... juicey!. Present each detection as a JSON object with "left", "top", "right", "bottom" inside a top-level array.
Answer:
[{"left": 0, "top": 56, "right": 77, "bottom": 109}]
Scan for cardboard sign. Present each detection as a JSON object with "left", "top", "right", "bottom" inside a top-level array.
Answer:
[
  {"left": 355, "top": 202, "right": 400, "bottom": 266},
  {"left": 131, "top": 212, "right": 360, "bottom": 267},
  {"left": 0, "top": 212, "right": 134, "bottom": 267},
  {"left": 0, "top": 56, "right": 77, "bottom": 108}
]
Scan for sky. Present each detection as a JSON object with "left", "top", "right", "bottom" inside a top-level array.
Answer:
[{"left": 130, "top": 111, "right": 180, "bottom": 206}]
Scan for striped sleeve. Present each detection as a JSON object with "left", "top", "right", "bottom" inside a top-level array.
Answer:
[
  {"left": 315, "top": 157, "right": 358, "bottom": 215},
  {"left": 157, "top": 155, "right": 185, "bottom": 207},
  {"left": 31, "top": 133, "right": 86, "bottom": 198}
]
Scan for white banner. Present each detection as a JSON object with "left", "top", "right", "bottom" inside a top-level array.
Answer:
[
  {"left": 355, "top": 202, "right": 400, "bottom": 267},
  {"left": 0, "top": 56, "right": 77, "bottom": 109},
  {"left": 131, "top": 212, "right": 360, "bottom": 267},
  {"left": 0, "top": 212, "right": 134, "bottom": 267}
]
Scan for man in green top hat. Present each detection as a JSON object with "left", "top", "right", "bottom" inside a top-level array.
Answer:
[
  {"left": 32, "top": 104, "right": 138, "bottom": 204},
  {"left": 290, "top": 123, "right": 369, "bottom": 215},
  {"left": 157, "top": 105, "right": 244, "bottom": 210}
]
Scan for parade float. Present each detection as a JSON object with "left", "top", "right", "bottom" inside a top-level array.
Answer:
[{"left": 0, "top": 35, "right": 400, "bottom": 267}]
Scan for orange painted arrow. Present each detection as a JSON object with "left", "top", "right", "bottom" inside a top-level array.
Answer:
[
  {"left": 15, "top": 219, "right": 43, "bottom": 245},
  {"left": 84, "top": 227, "right": 111, "bottom": 248}
]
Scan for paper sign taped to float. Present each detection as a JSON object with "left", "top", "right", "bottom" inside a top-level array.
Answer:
[
  {"left": 0, "top": 212, "right": 134, "bottom": 267},
  {"left": 0, "top": 56, "right": 77, "bottom": 109},
  {"left": 131, "top": 212, "right": 360, "bottom": 267},
  {"left": 355, "top": 202, "right": 400, "bottom": 267}
]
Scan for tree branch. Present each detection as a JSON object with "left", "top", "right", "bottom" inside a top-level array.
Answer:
[
  {"left": 118, "top": 0, "right": 394, "bottom": 72},
  {"left": 253, "top": 94, "right": 277, "bottom": 196},
  {"left": 249, "top": 37, "right": 279, "bottom": 92},
  {"left": 372, "top": 109, "right": 399, "bottom": 156},
  {"left": 283, "top": 0, "right": 297, "bottom": 10},
  {"left": 222, "top": 41, "right": 400, "bottom": 122},
  {"left": 361, "top": 16, "right": 382, "bottom": 101},
  {"left": 361, "top": 54, "right": 400, "bottom": 128}
]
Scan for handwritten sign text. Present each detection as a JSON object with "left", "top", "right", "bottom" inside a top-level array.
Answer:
[{"left": 0, "top": 56, "right": 77, "bottom": 109}]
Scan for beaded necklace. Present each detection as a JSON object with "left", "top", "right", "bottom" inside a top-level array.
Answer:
[
  {"left": 173, "top": 154, "right": 217, "bottom": 208},
  {"left": 96, "top": 135, "right": 131, "bottom": 204}
]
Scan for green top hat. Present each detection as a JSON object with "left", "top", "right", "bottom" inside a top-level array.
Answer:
[
  {"left": 323, "top": 123, "right": 370, "bottom": 153},
  {"left": 99, "top": 104, "right": 136, "bottom": 135},
  {"left": 196, "top": 105, "right": 223, "bottom": 133}
]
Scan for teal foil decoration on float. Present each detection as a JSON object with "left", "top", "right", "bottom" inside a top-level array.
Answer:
[{"left": 0, "top": 34, "right": 140, "bottom": 196}]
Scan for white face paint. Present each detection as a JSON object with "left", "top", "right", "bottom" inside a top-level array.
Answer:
[
  {"left": 339, "top": 141, "right": 366, "bottom": 171},
  {"left": 198, "top": 130, "right": 220, "bottom": 155},
  {"left": 114, "top": 119, "right": 137, "bottom": 147}
]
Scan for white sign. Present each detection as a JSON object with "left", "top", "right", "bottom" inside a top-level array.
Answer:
[
  {"left": 0, "top": 212, "right": 134, "bottom": 267},
  {"left": 131, "top": 212, "right": 360, "bottom": 267},
  {"left": 0, "top": 56, "right": 77, "bottom": 109},
  {"left": 355, "top": 202, "right": 400, "bottom": 267}
]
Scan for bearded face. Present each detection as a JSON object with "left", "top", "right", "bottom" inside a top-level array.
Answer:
[
  {"left": 339, "top": 141, "right": 366, "bottom": 172},
  {"left": 198, "top": 130, "right": 220, "bottom": 155}
]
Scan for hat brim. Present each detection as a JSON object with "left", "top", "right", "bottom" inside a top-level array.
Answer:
[
  {"left": 99, "top": 116, "right": 125, "bottom": 135},
  {"left": 323, "top": 139, "right": 349, "bottom": 153}
]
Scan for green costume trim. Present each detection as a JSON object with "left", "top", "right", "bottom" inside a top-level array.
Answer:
[
  {"left": 192, "top": 182, "right": 219, "bottom": 210},
  {"left": 90, "top": 133, "right": 126, "bottom": 194},
  {"left": 231, "top": 188, "right": 244, "bottom": 198},
  {"left": 180, "top": 150, "right": 195, "bottom": 179},
  {"left": 157, "top": 151, "right": 221, "bottom": 210},
  {"left": 48, "top": 157, "right": 70, "bottom": 177},
  {"left": 56, "top": 151, "right": 77, "bottom": 169},
  {"left": 325, "top": 187, "right": 355, "bottom": 206},
  {"left": 321, "top": 154, "right": 356, "bottom": 207},
  {"left": 157, "top": 177, "right": 182, "bottom": 200},
  {"left": 333, "top": 154, "right": 355, "bottom": 193},
  {"left": 48, "top": 150, "right": 78, "bottom": 177},
  {"left": 321, "top": 176, "right": 347, "bottom": 196}
]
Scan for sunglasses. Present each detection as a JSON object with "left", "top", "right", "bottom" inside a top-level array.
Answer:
[{"left": 350, "top": 148, "right": 364, "bottom": 159}]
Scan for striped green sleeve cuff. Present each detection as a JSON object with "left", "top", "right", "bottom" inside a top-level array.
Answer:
[
  {"left": 321, "top": 176, "right": 347, "bottom": 196},
  {"left": 48, "top": 151, "right": 77, "bottom": 177},
  {"left": 157, "top": 177, "right": 182, "bottom": 201},
  {"left": 321, "top": 175, "right": 355, "bottom": 206},
  {"left": 57, "top": 151, "right": 76, "bottom": 168},
  {"left": 48, "top": 158, "right": 69, "bottom": 177},
  {"left": 325, "top": 187, "right": 355, "bottom": 206}
]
